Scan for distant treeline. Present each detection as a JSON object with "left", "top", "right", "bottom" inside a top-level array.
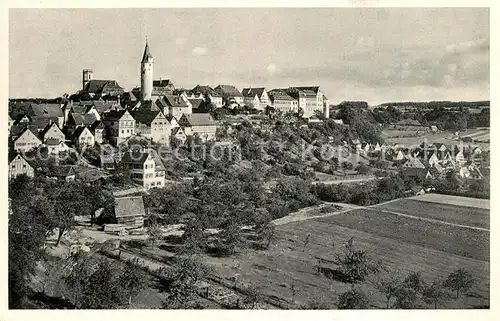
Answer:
[
  {"left": 9, "top": 97, "right": 66, "bottom": 104},
  {"left": 379, "top": 101, "right": 490, "bottom": 108}
]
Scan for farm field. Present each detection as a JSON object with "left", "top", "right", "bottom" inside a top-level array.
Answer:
[
  {"left": 375, "top": 199, "right": 490, "bottom": 229},
  {"left": 410, "top": 193, "right": 490, "bottom": 210},
  {"left": 319, "top": 208, "right": 489, "bottom": 261},
  {"left": 460, "top": 128, "right": 489, "bottom": 138},
  {"left": 193, "top": 198, "right": 490, "bottom": 309},
  {"left": 383, "top": 131, "right": 453, "bottom": 146},
  {"left": 198, "top": 214, "right": 489, "bottom": 309}
]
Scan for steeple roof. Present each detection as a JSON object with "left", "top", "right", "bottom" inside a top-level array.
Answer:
[{"left": 141, "top": 40, "right": 153, "bottom": 63}]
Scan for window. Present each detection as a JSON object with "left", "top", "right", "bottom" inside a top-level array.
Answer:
[
  {"left": 23, "top": 164, "right": 26, "bottom": 169},
  {"left": 121, "top": 130, "right": 124, "bottom": 134},
  {"left": 11, "top": 164, "right": 15, "bottom": 169},
  {"left": 126, "top": 130, "right": 129, "bottom": 133}
]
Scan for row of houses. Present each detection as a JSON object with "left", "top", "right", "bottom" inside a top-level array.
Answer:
[
  {"left": 9, "top": 98, "right": 219, "bottom": 153},
  {"left": 349, "top": 138, "right": 488, "bottom": 181},
  {"left": 77, "top": 70, "right": 329, "bottom": 119},
  {"left": 176, "top": 84, "right": 329, "bottom": 118}
]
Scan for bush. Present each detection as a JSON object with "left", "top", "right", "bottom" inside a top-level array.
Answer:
[
  {"left": 337, "top": 288, "right": 369, "bottom": 309},
  {"left": 443, "top": 268, "right": 475, "bottom": 299},
  {"left": 333, "top": 237, "right": 381, "bottom": 283}
]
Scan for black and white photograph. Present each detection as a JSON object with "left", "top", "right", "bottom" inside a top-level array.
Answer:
[{"left": 6, "top": 5, "right": 492, "bottom": 312}]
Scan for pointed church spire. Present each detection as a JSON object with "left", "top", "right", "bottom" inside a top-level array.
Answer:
[{"left": 142, "top": 38, "right": 153, "bottom": 63}]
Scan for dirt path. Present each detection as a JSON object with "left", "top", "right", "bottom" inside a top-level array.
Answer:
[
  {"left": 311, "top": 176, "right": 377, "bottom": 185},
  {"left": 273, "top": 198, "right": 489, "bottom": 232},
  {"left": 364, "top": 206, "right": 490, "bottom": 232}
]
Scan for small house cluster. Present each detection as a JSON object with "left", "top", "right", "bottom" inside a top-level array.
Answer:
[{"left": 354, "top": 138, "right": 488, "bottom": 181}]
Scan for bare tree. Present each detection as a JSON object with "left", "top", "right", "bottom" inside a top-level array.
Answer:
[
  {"left": 443, "top": 268, "right": 475, "bottom": 299},
  {"left": 290, "top": 282, "right": 298, "bottom": 304},
  {"left": 243, "top": 284, "right": 264, "bottom": 309},
  {"left": 422, "top": 281, "right": 451, "bottom": 309},
  {"left": 373, "top": 275, "right": 401, "bottom": 309},
  {"left": 302, "top": 234, "right": 311, "bottom": 252}
]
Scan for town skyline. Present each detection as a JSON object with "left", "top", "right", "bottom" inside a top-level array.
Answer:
[{"left": 10, "top": 8, "right": 489, "bottom": 104}]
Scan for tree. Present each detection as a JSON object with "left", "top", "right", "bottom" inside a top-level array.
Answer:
[
  {"left": 373, "top": 275, "right": 401, "bottom": 308},
  {"left": 393, "top": 285, "right": 419, "bottom": 309},
  {"left": 403, "top": 271, "right": 425, "bottom": 293},
  {"left": 77, "top": 259, "right": 127, "bottom": 309},
  {"left": 215, "top": 220, "right": 245, "bottom": 256},
  {"left": 355, "top": 163, "right": 369, "bottom": 175},
  {"left": 422, "top": 281, "right": 450, "bottom": 309},
  {"left": 119, "top": 259, "right": 149, "bottom": 305},
  {"left": 147, "top": 222, "right": 163, "bottom": 248},
  {"left": 256, "top": 221, "right": 276, "bottom": 250},
  {"left": 393, "top": 271, "right": 426, "bottom": 309},
  {"left": 44, "top": 181, "right": 92, "bottom": 245},
  {"left": 64, "top": 255, "right": 128, "bottom": 309},
  {"left": 333, "top": 237, "right": 381, "bottom": 283},
  {"left": 8, "top": 195, "right": 48, "bottom": 308},
  {"left": 337, "top": 288, "right": 369, "bottom": 309},
  {"left": 302, "top": 234, "right": 311, "bottom": 252},
  {"left": 180, "top": 218, "right": 207, "bottom": 255},
  {"left": 443, "top": 268, "right": 475, "bottom": 299},
  {"left": 82, "top": 183, "right": 115, "bottom": 226},
  {"left": 163, "top": 255, "right": 212, "bottom": 307},
  {"left": 289, "top": 283, "right": 298, "bottom": 304},
  {"left": 300, "top": 298, "right": 330, "bottom": 309},
  {"left": 243, "top": 284, "right": 264, "bottom": 309}
]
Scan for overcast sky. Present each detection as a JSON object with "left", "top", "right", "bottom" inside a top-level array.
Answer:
[{"left": 9, "top": 8, "right": 489, "bottom": 104}]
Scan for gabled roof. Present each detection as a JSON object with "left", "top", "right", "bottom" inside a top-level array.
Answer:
[
  {"left": 163, "top": 95, "right": 190, "bottom": 108},
  {"left": 241, "top": 87, "right": 266, "bottom": 98},
  {"left": 8, "top": 152, "right": 35, "bottom": 167},
  {"left": 293, "top": 86, "right": 321, "bottom": 94},
  {"left": 73, "top": 126, "right": 93, "bottom": 138},
  {"left": 29, "top": 117, "right": 59, "bottom": 131},
  {"left": 297, "top": 89, "right": 317, "bottom": 98},
  {"left": 180, "top": 113, "right": 217, "bottom": 126},
  {"left": 68, "top": 113, "right": 98, "bottom": 127},
  {"left": 90, "top": 121, "right": 105, "bottom": 131},
  {"left": 155, "top": 97, "right": 168, "bottom": 108},
  {"left": 165, "top": 114, "right": 177, "bottom": 124},
  {"left": 15, "top": 126, "right": 42, "bottom": 143},
  {"left": 121, "top": 150, "right": 150, "bottom": 165},
  {"left": 131, "top": 108, "right": 162, "bottom": 125},
  {"left": 172, "top": 127, "right": 186, "bottom": 136},
  {"left": 141, "top": 40, "right": 153, "bottom": 63},
  {"left": 268, "top": 90, "right": 295, "bottom": 102},
  {"left": 153, "top": 79, "right": 174, "bottom": 88},
  {"left": 29, "top": 103, "right": 63, "bottom": 118},
  {"left": 192, "top": 85, "right": 213, "bottom": 95},
  {"left": 146, "top": 148, "right": 166, "bottom": 172},
  {"left": 41, "top": 122, "right": 62, "bottom": 136},
  {"left": 49, "top": 165, "right": 76, "bottom": 178},
  {"left": 102, "top": 109, "right": 127, "bottom": 121},
  {"left": 114, "top": 196, "right": 145, "bottom": 218},
  {"left": 70, "top": 104, "right": 88, "bottom": 114},
  {"left": 75, "top": 167, "right": 110, "bottom": 183},
  {"left": 402, "top": 158, "right": 426, "bottom": 169},
  {"left": 83, "top": 80, "right": 124, "bottom": 95},
  {"left": 214, "top": 85, "right": 243, "bottom": 97},
  {"left": 188, "top": 98, "right": 204, "bottom": 109},
  {"left": 13, "top": 114, "right": 33, "bottom": 125},
  {"left": 92, "top": 101, "right": 121, "bottom": 114}
]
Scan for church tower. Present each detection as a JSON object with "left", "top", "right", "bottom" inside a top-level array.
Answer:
[{"left": 141, "top": 39, "right": 153, "bottom": 101}]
